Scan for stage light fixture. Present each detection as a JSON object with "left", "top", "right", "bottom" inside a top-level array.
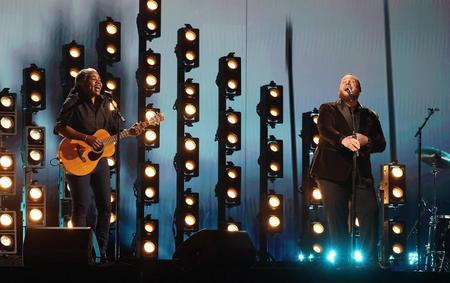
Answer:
[
  {"left": 141, "top": 215, "right": 158, "bottom": 258},
  {"left": 98, "top": 17, "right": 121, "bottom": 64},
  {"left": 182, "top": 134, "right": 199, "bottom": 178},
  {"left": 0, "top": 211, "right": 16, "bottom": 254},
  {"left": 138, "top": 0, "right": 161, "bottom": 40},
  {"left": 0, "top": 152, "right": 15, "bottom": 196},
  {"left": 142, "top": 105, "right": 160, "bottom": 149},
  {"left": 260, "top": 81, "right": 283, "bottom": 124},
  {"left": 142, "top": 162, "right": 159, "bottom": 204},
  {"left": 180, "top": 79, "right": 199, "bottom": 125},
  {"left": 384, "top": 219, "right": 406, "bottom": 260},
  {"left": 0, "top": 89, "right": 17, "bottom": 136},
  {"left": 266, "top": 136, "right": 283, "bottom": 178},
  {"left": 222, "top": 108, "right": 241, "bottom": 153},
  {"left": 266, "top": 192, "right": 283, "bottom": 233},
  {"left": 380, "top": 163, "right": 406, "bottom": 206},
  {"left": 26, "top": 183, "right": 46, "bottom": 226},
  {"left": 177, "top": 24, "right": 199, "bottom": 71},
  {"left": 217, "top": 53, "right": 241, "bottom": 97},
  {"left": 61, "top": 40, "right": 85, "bottom": 90},
  {"left": 224, "top": 162, "right": 241, "bottom": 206},
  {"left": 183, "top": 190, "right": 199, "bottom": 232},
  {"left": 24, "top": 126, "right": 46, "bottom": 168},
  {"left": 138, "top": 49, "right": 160, "bottom": 95},
  {"left": 225, "top": 219, "right": 241, "bottom": 232},
  {"left": 22, "top": 64, "right": 46, "bottom": 111}
]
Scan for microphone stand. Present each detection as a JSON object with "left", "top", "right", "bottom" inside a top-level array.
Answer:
[
  {"left": 414, "top": 108, "right": 437, "bottom": 271},
  {"left": 349, "top": 104, "right": 359, "bottom": 266},
  {"left": 106, "top": 94, "right": 125, "bottom": 261}
]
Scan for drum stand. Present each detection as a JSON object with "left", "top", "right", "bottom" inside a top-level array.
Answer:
[{"left": 424, "top": 167, "right": 439, "bottom": 271}]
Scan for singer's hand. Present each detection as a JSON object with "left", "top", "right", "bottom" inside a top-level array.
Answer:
[
  {"left": 129, "top": 122, "right": 145, "bottom": 136},
  {"left": 356, "top": 133, "right": 369, "bottom": 146},
  {"left": 341, "top": 136, "right": 360, "bottom": 152},
  {"left": 85, "top": 135, "right": 104, "bottom": 152}
]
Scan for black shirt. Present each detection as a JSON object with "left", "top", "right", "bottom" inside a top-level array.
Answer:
[{"left": 54, "top": 88, "right": 118, "bottom": 136}]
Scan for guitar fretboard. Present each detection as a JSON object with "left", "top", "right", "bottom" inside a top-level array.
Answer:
[{"left": 98, "top": 118, "right": 159, "bottom": 146}]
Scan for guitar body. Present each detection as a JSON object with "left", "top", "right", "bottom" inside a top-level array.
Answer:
[{"left": 57, "top": 129, "right": 115, "bottom": 176}]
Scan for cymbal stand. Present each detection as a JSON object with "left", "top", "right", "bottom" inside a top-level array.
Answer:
[{"left": 424, "top": 166, "right": 439, "bottom": 271}]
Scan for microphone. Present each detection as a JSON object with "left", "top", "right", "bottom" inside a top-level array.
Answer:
[
  {"left": 346, "top": 88, "right": 353, "bottom": 100},
  {"left": 428, "top": 108, "right": 440, "bottom": 112},
  {"left": 102, "top": 89, "right": 113, "bottom": 97}
]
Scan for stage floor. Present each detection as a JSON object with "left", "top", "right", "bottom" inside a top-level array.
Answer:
[{"left": 1, "top": 257, "right": 449, "bottom": 283}]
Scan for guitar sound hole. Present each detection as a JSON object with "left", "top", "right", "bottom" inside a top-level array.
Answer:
[{"left": 87, "top": 150, "right": 103, "bottom": 161}]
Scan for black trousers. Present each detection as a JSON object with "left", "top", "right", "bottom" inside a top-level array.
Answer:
[
  {"left": 66, "top": 158, "right": 111, "bottom": 256},
  {"left": 316, "top": 177, "right": 379, "bottom": 262}
]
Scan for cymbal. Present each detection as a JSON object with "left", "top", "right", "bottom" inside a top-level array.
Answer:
[{"left": 415, "top": 147, "right": 450, "bottom": 169}]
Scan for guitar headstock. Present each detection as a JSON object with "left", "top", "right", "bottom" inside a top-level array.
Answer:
[{"left": 140, "top": 112, "right": 164, "bottom": 128}]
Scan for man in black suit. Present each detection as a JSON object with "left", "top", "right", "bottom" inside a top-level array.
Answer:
[{"left": 310, "top": 74, "right": 386, "bottom": 267}]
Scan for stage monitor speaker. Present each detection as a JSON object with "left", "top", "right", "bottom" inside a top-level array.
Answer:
[
  {"left": 173, "top": 229, "right": 257, "bottom": 267},
  {"left": 23, "top": 227, "right": 99, "bottom": 266}
]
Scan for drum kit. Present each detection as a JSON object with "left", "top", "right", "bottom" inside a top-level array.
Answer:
[{"left": 416, "top": 146, "right": 450, "bottom": 272}]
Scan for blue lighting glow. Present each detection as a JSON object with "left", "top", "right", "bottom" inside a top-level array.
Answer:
[
  {"left": 408, "top": 252, "right": 418, "bottom": 265},
  {"left": 353, "top": 250, "right": 363, "bottom": 263},
  {"left": 327, "top": 250, "right": 337, "bottom": 264},
  {"left": 298, "top": 253, "right": 305, "bottom": 262}
]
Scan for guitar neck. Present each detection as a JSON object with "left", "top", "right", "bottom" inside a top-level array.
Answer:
[{"left": 101, "top": 129, "right": 131, "bottom": 146}]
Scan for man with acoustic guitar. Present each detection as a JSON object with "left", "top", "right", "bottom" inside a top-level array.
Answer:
[{"left": 54, "top": 68, "right": 146, "bottom": 263}]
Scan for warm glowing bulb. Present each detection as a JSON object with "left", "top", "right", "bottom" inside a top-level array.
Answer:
[
  {"left": 29, "top": 129, "right": 42, "bottom": 141},
  {"left": 312, "top": 188, "right": 322, "bottom": 200},
  {"left": 269, "top": 107, "right": 280, "bottom": 117},
  {"left": 0, "top": 117, "right": 13, "bottom": 129},
  {"left": 185, "top": 30, "right": 197, "bottom": 41},
  {"left": 391, "top": 166, "right": 404, "bottom": 178},
  {"left": 29, "top": 150, "right": 42, "bottom": 162},
  {"left": 184, "top": 138, "right": 197, "bottom": 151},
  {"left": 29, "top": 187, "right": 43, "bottom": 200},
  {"left": 145, "top": 165, "right": 156, "bottom": 178},
  {"left": 185, "top": 160, "right": 196, "bottom": 171},
  {"left": 106, "top": 80, "right": 117, "bottom": 90},
  {"left": 313, "top": 243, "right": 323, "bottom": 253},
  {"left": 106, "top": 44, "right": 117, "bottom": 55},
  {"left": 147, "top": 20, "right": 157, "bottom": 31},
  {"left": 392, "top": 243, "right": 404, "bottom": 254},
  {"left": 69, "top": 68, "right": 79, "bottom": 78},
  {"left": 143, "top": 241, "right": 156, "bottom": 254},
  {"left": 110, "top": 213, "right": 116, "bottom": 223},
  {"left": 0, "top": 155, "right": 13, "bottom": 168},
  {"left": 269, "top": 142, "right": 280, "bottom": 152},
  {"left": 146, "top": 55, "right": 157, "bottom": 66},
  {"left": 0, "top": 235, "right": 12, "bottom": 247},
  {"left": 144, "top": 223, "right": 155, "bottom": 233},
  {"left": 185, "top": 51, "right": 196, "bottom": 62},
  {"left": 313, "top": 135, "right": 320, "bottom": 145},
  {"left": 227, "top": 58, "right": 238, "bottom": 70},
  {"left": 227, "top": 224, "right": 239, "bottom": 232},
  {"left": 30, "top": 92, "right": 42, "bottom": 103},
  {"left": 392, "top": 187, "right": 404, "bottom": 199},
  {"left": 392, "top": 223, "right": 404, "bottom": 235},
  {"left": 184, "top": 214, "right": 196, "bottom": 226},
  {"left": 67, "top": 219, "right": 73, "bottom": 228},
  {"left": 185, "top": 85, "right": 195, "bottom": 96},
  {"left": 29, "top": 208, "right": 43, "bottom": 222},
  {"left": 110, "top": 194, "right": 115, "bottom": 203},
  {"left": 30, "top": 71, "right": 41, "bottom": 82},
  {"left": 269, "top": 162, "right": 280, "bottom": 172},
  {"left": 227, "top": 79, "right": 237, "bottom": 90},
  {"left": 0, "top": 96, "right": 13, "bottom": 108},
  {"left": 312, "top": 223, "right": 324, "bottom": 234},
  {"left": 0, "top": 214, "right": 13, "bottom": 227},
  {"left": 184, "top": 104, "right": 197, "bottom": 117},
  {"left": 226, "top": 113, "right": 238, "bottom": 124},
  {"left": 185, "top": 196, "right": 195, "bottom": 206},
  {"left": 145, "top": 130, "right": 157, "bottom": 142},
  {"left": 145, "top": 110, "right": 157, "bottom": 121},
  {"left": 106, "top": 23, "right": 118, "bottom": 35},
  {"left": 226, "top": 188, "right": 238, "bottom": 199},
  {"left": 227, "top": 133, "right": 238, "bottom": 145},
  {"left": 145, "top": 74, "right": 157, "bottom": 87},
  {"left": 227, "top": 169, "right": 238, "bottom": 179},
  {"left": 269, "top": 88, "right": 279, "bottom": 97},
  {"left": 69, "top": 47, "right": 81, "bottom": 58},
  {"left": 0, "top": 176, "right": 12, "bottom": 190},
  {"left": 145, "top": 187, "right": 156, "bottom": 199},
  {"left": 146, "top": 0, "right": 158, "bottom": 10},
  {"left": 268, "top": 216, "right": 281, "bottom": 228},
  {"left": 312, "top": 115, "right": 319, "bottom": 124},
  {"left": 268, "top": 195, "right": 281, "bottom": 208},
  {"left": 107, "top": 157, "right": 115, "bottom": 167}
]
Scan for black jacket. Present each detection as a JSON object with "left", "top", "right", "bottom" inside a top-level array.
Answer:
[{"left": 310, "top": 100, "right": 386, "bottom": 185}]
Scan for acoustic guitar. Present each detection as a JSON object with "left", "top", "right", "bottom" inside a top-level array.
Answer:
[{"left": 57, "top": 113, "right": 163, "bottom": 176}]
